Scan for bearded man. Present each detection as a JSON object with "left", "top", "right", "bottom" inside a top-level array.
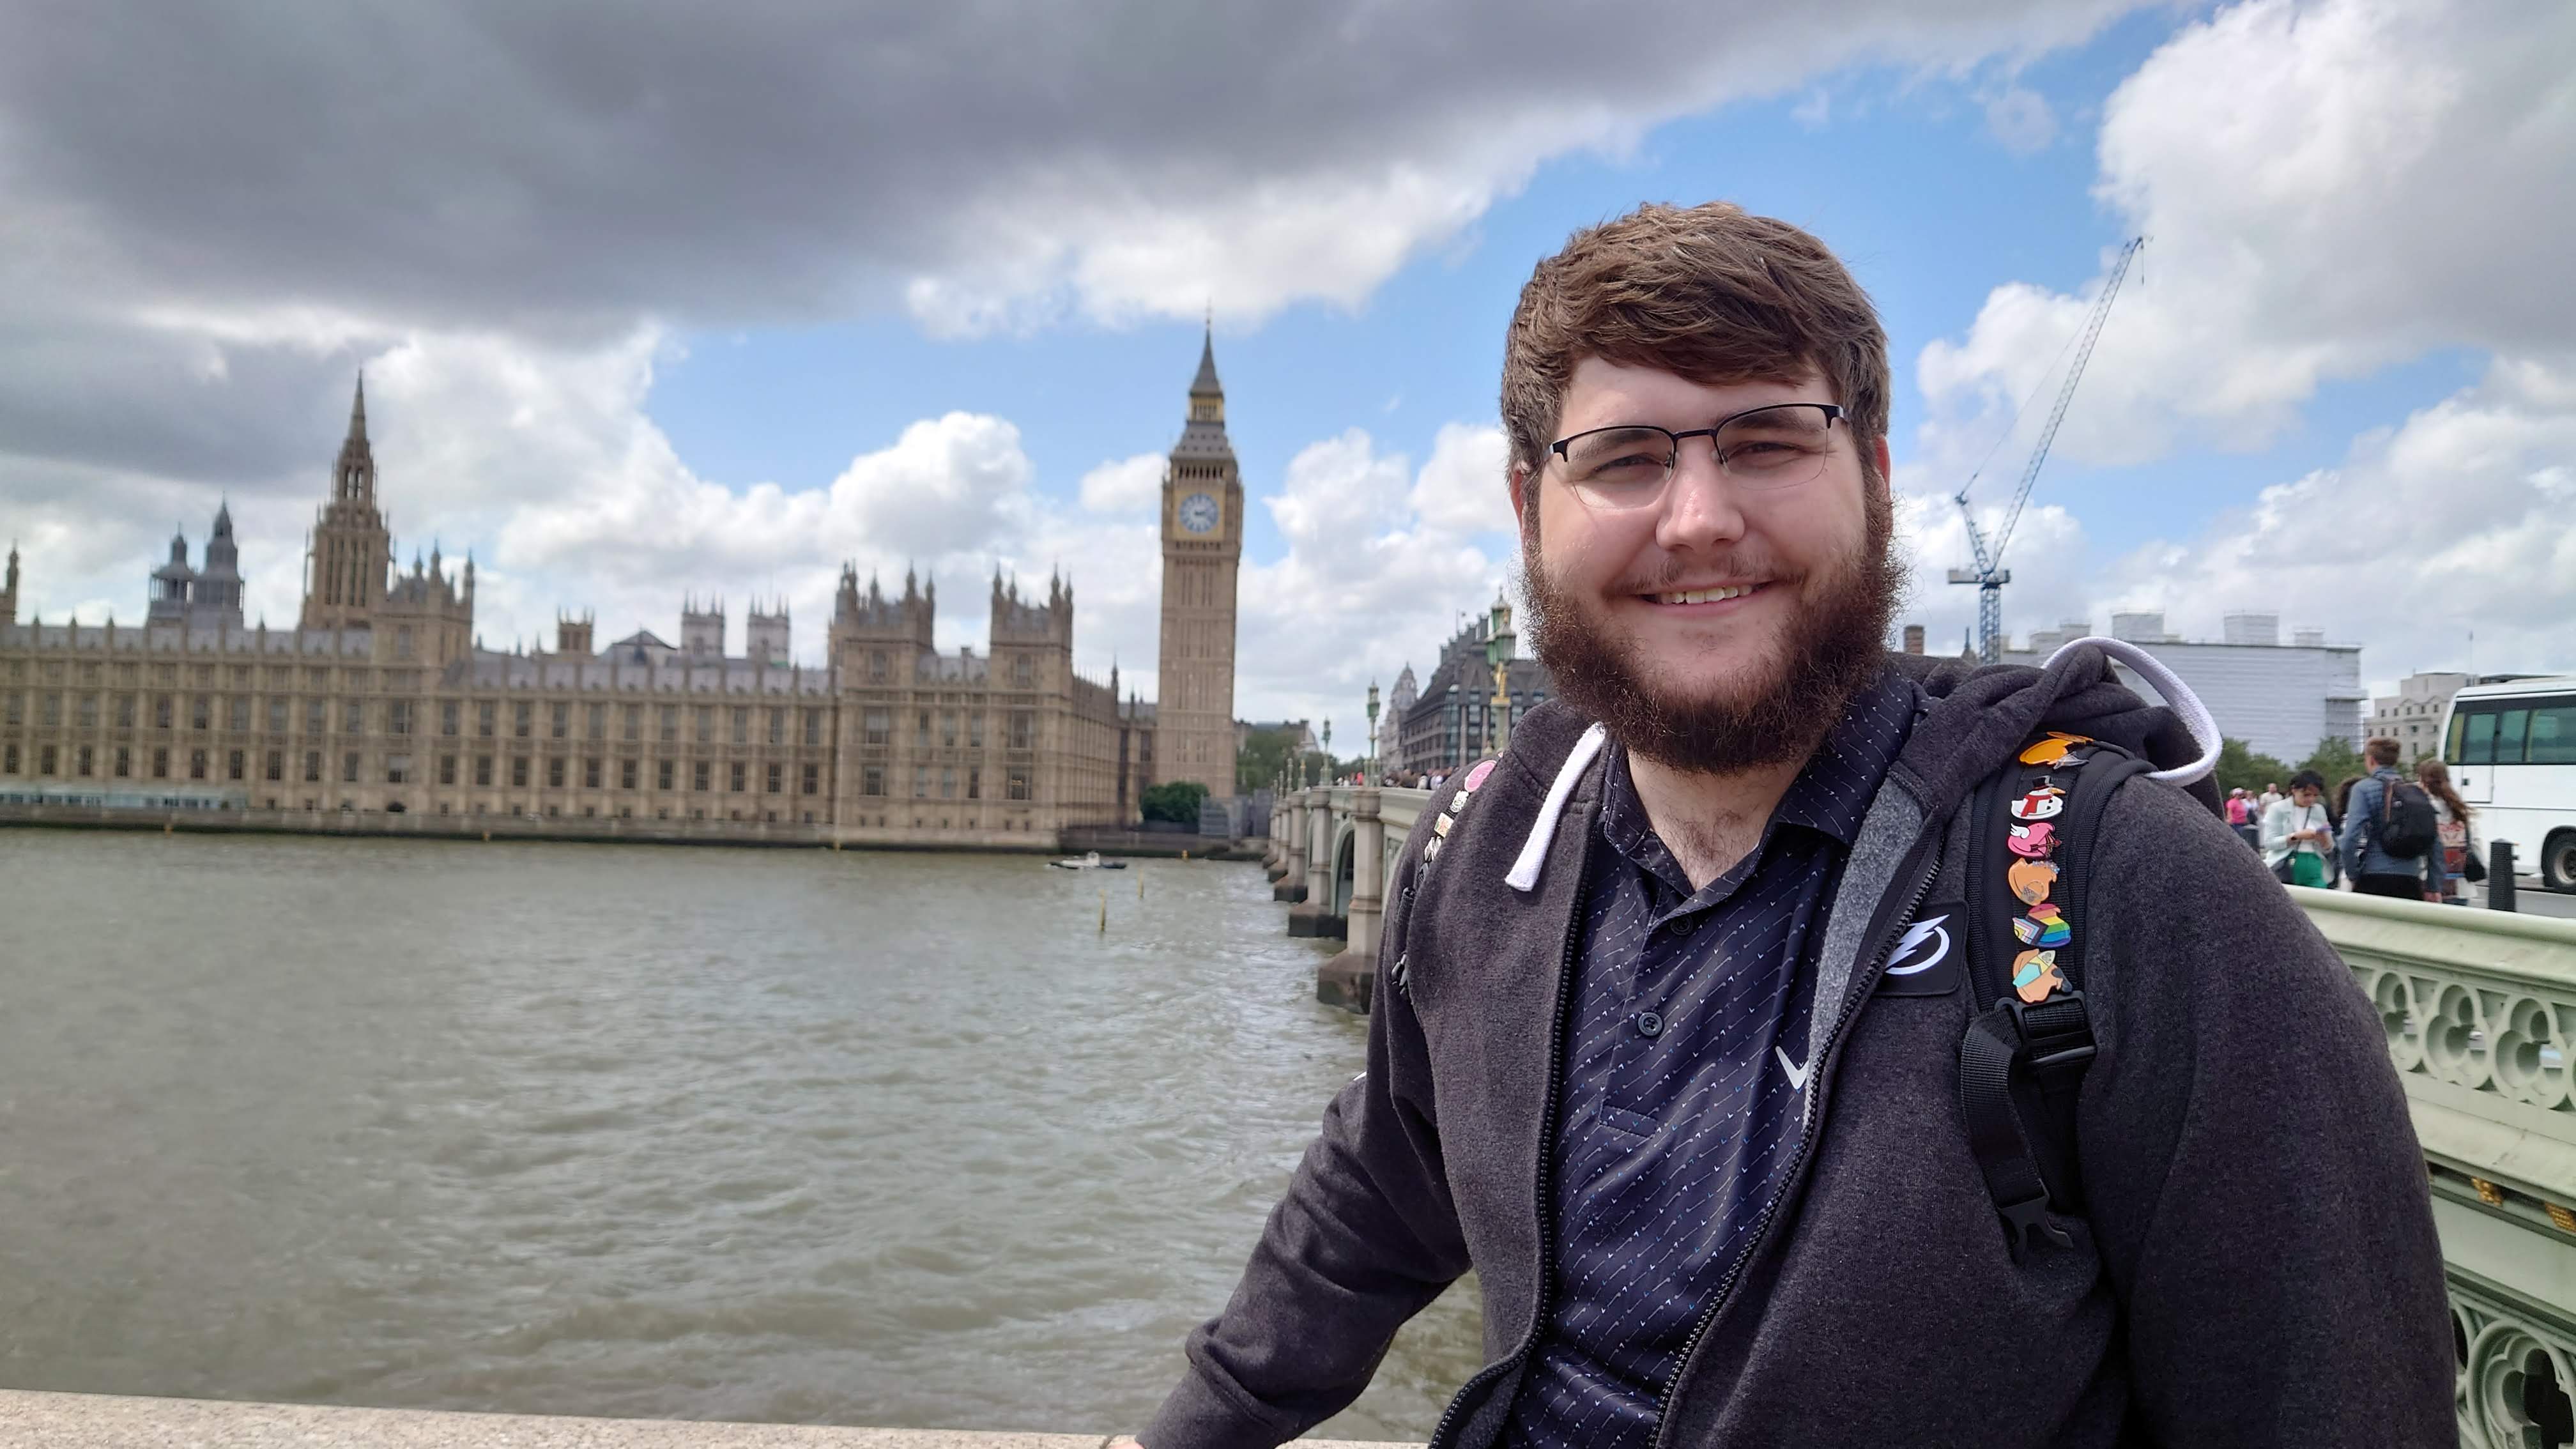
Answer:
[{"left": 1132, "top": 203, "right": 2448, "bottom": 1448}]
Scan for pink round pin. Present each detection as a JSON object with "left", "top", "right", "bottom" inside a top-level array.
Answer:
[{"left": 1462, "top": 759, "right": 1496, "bottom": 793}]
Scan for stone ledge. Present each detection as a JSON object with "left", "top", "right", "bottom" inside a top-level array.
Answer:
[{"left": 0, "top": 1392, "right": 1416, "bottom": 1449}]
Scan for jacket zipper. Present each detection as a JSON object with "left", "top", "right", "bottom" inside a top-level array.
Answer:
[
  {"left": 1644, "top": 829, "right": 1943, "bottom": 1449},
  {"left": 1425, "top": 827, "right": 1593, "bottom": 1449}
]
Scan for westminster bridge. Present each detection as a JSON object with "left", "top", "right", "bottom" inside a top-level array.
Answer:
[{"left": 1269, "top": 785, "right": 2576, "bottom": 1449}]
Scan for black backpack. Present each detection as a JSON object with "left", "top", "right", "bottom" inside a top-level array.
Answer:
[
  {"left": 1957, "top": 732, "right": 2156, "bottom": 1259},
  {"left": 2376, "top": 774, "right": 2439, "bottom": 860}
]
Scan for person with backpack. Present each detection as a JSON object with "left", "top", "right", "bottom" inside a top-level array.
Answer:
[
  {"left": 1130, "top": 203, "right": 2448, "bottom": 1449},
  {"left": 2340, "top": 737, "right": 2442, "bottom": 901}
]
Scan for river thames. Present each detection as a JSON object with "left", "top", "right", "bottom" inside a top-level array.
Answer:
[{"left": 0, "top": 830, "right": 1481, "bottom": 1439}]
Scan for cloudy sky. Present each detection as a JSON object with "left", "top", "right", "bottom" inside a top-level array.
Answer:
[{"left": 2, "top": 0, "right": 2568, "bottom": 729}]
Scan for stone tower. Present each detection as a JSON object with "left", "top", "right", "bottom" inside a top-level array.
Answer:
[
  {"left": 2, "top": 540, "right": 18, "bottom": 625},
  {"left": 1154, "top": 328, "right": 1243, "bottom": 800},
  {"left": 301, "top": 375, "right": 394, "bottom": 631}
]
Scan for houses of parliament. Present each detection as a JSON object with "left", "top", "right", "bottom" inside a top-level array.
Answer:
[{"left": 0, "top": 340, "right": 1245, "bottom": 846}]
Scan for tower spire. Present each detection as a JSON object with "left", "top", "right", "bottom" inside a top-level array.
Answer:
[{"left": 348, "top": 371, "right": 368, "bottom": 443}]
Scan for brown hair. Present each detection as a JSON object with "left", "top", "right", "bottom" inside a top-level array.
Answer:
[
  {"left": 2414, "top": 757, "right": 2471, "bottom": 822},
  {"left": 2365, "top": 736, "right": 2402, "bottom": 767},
  {"left": 1501, "top": 201, "right": 1890, "bottom": 516}
]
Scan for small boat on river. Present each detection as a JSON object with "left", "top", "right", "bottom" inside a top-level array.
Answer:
[{"left": 1047, "top": 850, "right": 1127, "bottom": 870}]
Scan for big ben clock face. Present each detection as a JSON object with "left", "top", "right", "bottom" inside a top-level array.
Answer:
[{"left": 1178, "top": 492, "right": 1220, "bottom": 535}]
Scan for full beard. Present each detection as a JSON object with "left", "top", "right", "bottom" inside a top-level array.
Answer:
[{"left": 1521, "top": 491, "right": 1904, "bottom": 777}]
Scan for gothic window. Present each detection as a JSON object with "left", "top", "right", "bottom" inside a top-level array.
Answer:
[
  {"left": 623, "top": 705, "right": 641, "bottom": 741},
  {"left": 1006, "top": 769, "right": 1031, "bottom": 801},
  {"left": 475, "top": 756, "right": 493, "bottom": 786},
  {"left": 870, "top": 651, "right": 888, "bottom": 683},
  {"left": 302, "top": 751, "right": 319, "bottom": 783},
  {"left": 660, "top": 705, "right": 678, "bottom": 742},
  {"left": 692, "top": 760, "right": 710, "bottom": 792},
  {"left": 766, "top": 709, "right": 783, "bottom": 746},
  {"left": 940, "top": 767, "right": 956, "bottom": 799},
  {"left": 344, "top": 701, "right": 364, "bottom": 734},
  {"left": 765, "top": 762, "right": 782, "bottom": 793},
  {"left": 863, "top": 709, "right": 891, "bottom": 747},
  {"left": 862, "top": 765, "right": 885, "bottom": 797},
  {"left": 342, "top": 752, "right": 360, "bottom": 783},
  {"left": 801, "top": 763, "right": 819, "bottom": 795},
  {"left": 913, "top": 765, "right": 928, "bottom": 798},
  {"left": 511, "top": 756, "right": 530, "bottom": 788},
  {"left": 967, "top": 767, "right": 981, "bottom": 800},
  {"left": 388, "top": 701, "right": 411, "bottom": 737},
  {"left": 2, "top": 744, "right": 14, "bottom": 774},
  {"left": 583, "top": 758, "right": 602, "bottom": 789},
  {"left": 1, "top": 692, "right": 16, "bottom": 726},
  {"left": 730, "top": 707, "right": 749, "bottom": 744},
  {"left": 40, "top": 745, "right": 57, "bottom": 775},
  {"left": 940, "top": 711, "right": 956, "bottom": 747},
  {"left": 551, "top": 703, "right": 569, "bottom": 739},
  {"left": 40, "top": 693, "right": 61, "bottom": 727},
  {"left": 441, "top": 701, "right": 460, "bottom": 737},
  {"left": 802, "top": 709, "right": 822, "bottom": 746},
  {"left": 224, "top": 697, "right": 247, "bottom": 732},
  {"left": 383, "top": 754, "right": 406, "bottom": 785},
  {"left": 514, "top": 702, "right": 533, "bottom": 738},
  {"left": 728, "top": 762, "right": 747, "bottom": 792},
  {"left": 1009, "top": 710, "right": 1034, "bottom": 750},
  {"left": 968, "top": 712, "right": 985, "bottom": 747},
  {"left": 440, "top": 756, "right": 457, "bottom": 786},
  {"left": 1013, "top": 656, "right": 1034, "bottom": 687},
  {"left": 76, "top": 746, "right": 93, "bottom": 776},
  {"left": 656, "top": 759, "right": 673, "bottom": 791},
  {"left": 619, "top": 759, "right": 637, "bottom": 790},
  {"left": 586, "top": 704, "right": 607, "bottom": 740},
  {"left": 267, "top": 699, "right": 286, "bottom": 733},
  {"left": 190, "top": 749, "right": 209, "bottom": 779},
  {"left": 156, "top": 695, "right": 174, "bottom": 730},
  {"left": 917, "top": 710, "right": 932, "bottom": 744},
  {"left": 116, "top": 747, "right": 133, "bottom": 778},
  {"left": 547, "top": 758, "right": 565, "bottom": 789},
  {"left": 79, "top": 694, "right": 98, "bottom": 728},
  {"left": 694, "top": 705, "right": 714, "bottom": 740},
  {"left": 395, "top": 625, "right": 413, "bottom": 659}
]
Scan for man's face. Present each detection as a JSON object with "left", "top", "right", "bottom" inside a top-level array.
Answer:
[
  {"left": 2294, "top": 786, "right": 2320, "bottom": 807},
  {"left": 1512, "top": 356, "right": 1898, "bottom": 774}
]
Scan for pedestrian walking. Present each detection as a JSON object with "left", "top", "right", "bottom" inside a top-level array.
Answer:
[
  {"left": 2416, "top": 758, "right": 2480, "bottom": 905},
  {"left": 2339, "top": 737, "right": 2442, "bottom": 901},
  {"left": 2225, "top": 787, "right": 2258, "bottom": 849}
]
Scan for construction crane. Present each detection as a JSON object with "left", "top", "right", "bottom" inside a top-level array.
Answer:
[{"left": 1949, "top": 236, "right": 2143, "bottom": 664}]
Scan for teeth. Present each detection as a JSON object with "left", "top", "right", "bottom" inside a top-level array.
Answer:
[{"left": 1657, "top": 585, "right": 1754, "bottom": 605}]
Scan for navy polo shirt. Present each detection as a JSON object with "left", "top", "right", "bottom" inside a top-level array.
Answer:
[{"left": 1501, "top": 671, "right": 1916, "bottom": 1448}]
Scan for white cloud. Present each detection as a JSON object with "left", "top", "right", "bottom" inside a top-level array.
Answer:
[
  {"left": 1077, "top": 454, "right": 1166, "bottom": 515},
  {"left": 1981, "top": 84, "right": 2057, "bottom": 154}
]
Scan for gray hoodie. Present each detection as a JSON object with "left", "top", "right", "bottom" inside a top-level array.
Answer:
[{"left": 1142, "top": 646, "right": 2450, "bottom": 1448}]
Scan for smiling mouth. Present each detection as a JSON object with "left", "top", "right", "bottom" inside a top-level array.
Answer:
[{"left": 1646, "top": 583, "right": 1765, "bottom": 605}]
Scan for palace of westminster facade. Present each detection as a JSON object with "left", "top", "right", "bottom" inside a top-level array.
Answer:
[{"left": 0, "top": 340, "right": 1246, "bottom": 845}]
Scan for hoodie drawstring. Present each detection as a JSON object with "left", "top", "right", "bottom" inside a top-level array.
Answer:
[{"left": 1504, "top": 723, "right": 1608, "bottom": 893}]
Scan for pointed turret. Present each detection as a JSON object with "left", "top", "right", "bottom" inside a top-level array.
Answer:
[{"left": 1190, "top": 322, "right": 1222, "bottom": 398}]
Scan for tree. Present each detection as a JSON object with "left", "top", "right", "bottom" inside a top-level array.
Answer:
[
  {"left": 2296, "top": 735, "right": 2366, "bottom": 788},
  {"left": 2212, "top": 737, "right": 2292, "bottom": 798},
  {"left": 1140, "top": 780, "right": 1208, "bottom": 825}
]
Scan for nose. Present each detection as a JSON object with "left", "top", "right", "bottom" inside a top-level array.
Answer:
[{"left": 1652, "top": 437, "right": 1748, "bottom": 555}]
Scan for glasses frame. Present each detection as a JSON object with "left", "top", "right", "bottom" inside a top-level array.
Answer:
[{"left": 1547, "top": 402, "right": 1847, "bottom": 507}]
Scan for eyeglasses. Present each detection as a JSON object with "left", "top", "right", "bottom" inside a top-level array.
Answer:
[{"left": 1547, "top": 402, "right": 1846, "bottom": 510}]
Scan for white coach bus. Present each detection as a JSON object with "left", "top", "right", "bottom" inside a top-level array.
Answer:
[{"left": 2442, "top": 676, "right": 2576, "bottom": 892}]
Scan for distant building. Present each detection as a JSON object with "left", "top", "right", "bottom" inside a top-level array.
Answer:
[
  {"left": 0, "top": 345, "right": 1248, "bottom": 842},
  {"left": 1997, "top": 610, "right": 2363, "bottom": 762},
  {"left": 1393, "top": 615, "right": 1553, "bottom": 778},
  {"left": 2368, "top": 671, "right": 2473, "bottom": 760}
]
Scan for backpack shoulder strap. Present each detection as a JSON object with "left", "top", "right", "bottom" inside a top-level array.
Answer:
[{"left": 1958, "top": 731, "right": 2153, "bottom": 1259}]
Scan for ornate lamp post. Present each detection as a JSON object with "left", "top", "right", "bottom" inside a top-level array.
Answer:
[
  {"left": 1322, "top": 718, "right": 1333, "bottom": 785},
  {"left": 1365, "top": 682, "right": 1381, "bottom": 783},
  {"left": 1485, "top": 592, "right": 1517, "bottom": 755}
]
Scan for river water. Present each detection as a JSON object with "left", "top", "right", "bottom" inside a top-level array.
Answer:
[{"left": 0, "top": 830, "right": 1482, "bottom": 1439}]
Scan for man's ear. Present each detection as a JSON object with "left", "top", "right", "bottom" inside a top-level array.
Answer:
[
  {"left": 1870, "top": 435, "right": 1894, "bottom": 496},
  {"left": 1508, "top": 463, "right": 1533, "bottom": 545}
]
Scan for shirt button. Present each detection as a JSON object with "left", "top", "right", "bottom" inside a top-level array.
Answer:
[{"left": 1635, "top": 1010, "right": 1664, "bottom": 1038}]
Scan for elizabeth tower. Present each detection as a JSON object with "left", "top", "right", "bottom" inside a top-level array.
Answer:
[{"left": 1155, "top": 330, "right": 1243, "bottom": 800}]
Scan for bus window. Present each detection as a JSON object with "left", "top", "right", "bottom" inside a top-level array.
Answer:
[
  {"left": 2499, "top": 709, "right": 2530, "bottom": 764},
  {"left": 2459, "top": 710, "right": 2497, "bottom": 765},
  {"left": 2529, "top": 702, "right": 2576, "bottom": 765}
]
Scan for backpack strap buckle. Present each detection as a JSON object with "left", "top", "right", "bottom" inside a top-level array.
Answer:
[
  {"left": 2006, "top": 990, "right": 2097, "bottom": 1079},
  {"left": 2000, "top": 1190, "right": 2077, "bottom": 1259}
]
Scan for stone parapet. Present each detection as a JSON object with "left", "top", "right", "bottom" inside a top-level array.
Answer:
[{"left": 0, "top": 1390, "right": 1417, "bottom": 1448}]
